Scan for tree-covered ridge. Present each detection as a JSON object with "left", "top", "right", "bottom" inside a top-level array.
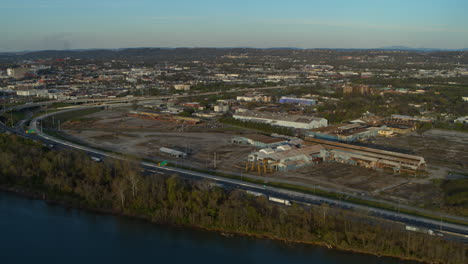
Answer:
[{"left": 0, "top": 134, "right": 466, "bottom": 263}]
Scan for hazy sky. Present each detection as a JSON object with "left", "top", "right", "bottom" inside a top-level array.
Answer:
[{"left": 1, "top": 0, "right": 468, "bottom": 51}]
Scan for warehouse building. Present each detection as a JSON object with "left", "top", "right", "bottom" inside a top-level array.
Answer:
[
  {"left": 304, "top": 137, "right": 427, "bottom": 174},
  {"left": 233, "top": 110, "right": 328, "bottom": 129},
  {"left": 247, "top": 144, "right": 325, "bottom": 172},
  {"left": 231, "top": 134, "right": 289, "bottom": 148},
  {"left": 159, "top": 147, "right": 187, "bottom": 158},
  {"left": 279, "top": 96, "right": 317, "bottom": 106},
  {"left": 237, "top": 94, "right": 272, "bottom": 102},
  {"left": 307, "top": 123, "right": 382, "bottom": 142}
]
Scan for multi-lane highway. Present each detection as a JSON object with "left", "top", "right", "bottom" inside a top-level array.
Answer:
[{"left": 2, "top": 101, "right": 468, "bottom": 244}]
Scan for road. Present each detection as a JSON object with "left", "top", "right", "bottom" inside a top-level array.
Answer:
[{"left": 2, "top": 101, "right": 468, "bottom": 244}]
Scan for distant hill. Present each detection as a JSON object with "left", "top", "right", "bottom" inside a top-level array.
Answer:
[
  {"left": 378, "top": 46, "right": 468, "bottom": 52},
  {"left": 0, "top": 47, "right": 466, "bottom": 63}
]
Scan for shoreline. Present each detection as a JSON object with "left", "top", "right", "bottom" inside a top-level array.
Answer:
[{"left": 0, "top": 185, "right": 425, "bottom": 264}]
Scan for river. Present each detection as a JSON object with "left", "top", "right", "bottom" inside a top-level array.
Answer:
[{"left": 0, "top": 191, "right": 415, "bottom": 264}]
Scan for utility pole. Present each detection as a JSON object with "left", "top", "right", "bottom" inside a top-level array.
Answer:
[
  {"left": 439, "top": 215, "right": 443, "bottom": 231},
  {"left": 213, "top": 152, "right": 217, "bottom": 169},
  {"left": 58, "top": 120, "right": 61, "bottom": 131}
]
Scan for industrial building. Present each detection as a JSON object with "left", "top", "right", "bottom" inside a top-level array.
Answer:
[
  {"left": 380, "top": 115, "right": 431, "bottom": 134},
  {"left": 307, "top": 123, "right": 382, "bottom": 142},
  {"left": 454, "top": 116, "right": 468, "bottom": 124},
  {"left": 304, "top": 137, "right": 427, "bottom": 174},
  {"left": 214, "top": 104, "right": 229, "bottom": 113},
  {"left": 174, "top": 84, "right": 191, "bottom": 91},
  {"left": 233, "top": 110, "right": 328, "bottom": 129},
  {"left": 342, "top": 84, "right": 373, "bottom": 95},
  {"left": 279, "top": 96, "right": 316, "bottom": 106},
  {"left": 159, "top": 147, "right": 187, "bottom": 158},
  {"left": 390, "top": 114, "right": 432, "bottom": 123},
  {"left": 231, "top": 134, "right": 289, "bottom": 148},
  {"left": 7, "top": 67, "right": 30, "bottom": 79},
  {"left": 236, "top": 94, "right": 272, "bottom": 103},
  {"left": 247, "top": 144, "right": 325, "bottom": 172},
  {"left": 16, "top": 89, "right": 49, "bottom": 97}
]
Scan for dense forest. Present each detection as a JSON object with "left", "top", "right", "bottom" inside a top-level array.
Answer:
[{"left": 0, "top": 134, "right": 466, "bottom": 264}]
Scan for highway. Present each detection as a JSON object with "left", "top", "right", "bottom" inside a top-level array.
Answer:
[{"left": 2, "top": 102, "right": 468, "bottom": 244}]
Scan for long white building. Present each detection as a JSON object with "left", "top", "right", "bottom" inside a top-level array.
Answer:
[{"left": 233, "top": 110, "right": 328, "bottom": 129}]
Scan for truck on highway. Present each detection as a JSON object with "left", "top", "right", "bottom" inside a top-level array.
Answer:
[
  {"left": 91, "top": 156, "right": 102, "bottom": 162},
  {"left": 268, "top": 196, "right": 292, "bottom": 206}
]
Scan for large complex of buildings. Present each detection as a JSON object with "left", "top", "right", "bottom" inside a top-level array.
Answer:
[
  {"left": 233, "top": 110, "right": 328, "bottom": 129},
  {"left": 241, "top": 134, "right": 427, "bottom": 174}
]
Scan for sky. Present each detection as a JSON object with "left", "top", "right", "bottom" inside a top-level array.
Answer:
[{"left": 1, "top": 0, "right": 468, "bottom": 51}]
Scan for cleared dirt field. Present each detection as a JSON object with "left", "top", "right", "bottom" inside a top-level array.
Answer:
[
  {"left": 66, "top": 129, "right": 256, "bottom": 171},
  {"left": 271, "top": 162, "right": 410, "bottom": 195}
]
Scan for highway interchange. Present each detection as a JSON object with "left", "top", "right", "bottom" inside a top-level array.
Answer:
[{"left": 1, "top": 98, "right": 468, "bottom": 244}]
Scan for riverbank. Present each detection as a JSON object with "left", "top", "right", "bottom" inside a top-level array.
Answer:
[
  {"left": 0, "top": 190, "right": 416, "bottom": 264},
  {"left": 0, "top": 133, "right": 465, "bottom": 264},
  {"left": 0, "top": 185, "right": 424, "bottom": 264}
]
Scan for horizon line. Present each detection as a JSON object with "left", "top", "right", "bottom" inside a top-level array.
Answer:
[{"left": 2, "top": 46, "right": 468, "bottom": 54}]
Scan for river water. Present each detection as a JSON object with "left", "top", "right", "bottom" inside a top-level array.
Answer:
[{"left": 0, "top": 191, "right": 415, "bottom": 264}]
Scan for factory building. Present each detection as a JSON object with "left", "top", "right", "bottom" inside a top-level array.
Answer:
[
  {"left": 279, "top": 96, "right": 316, "bottom": 106},
  {"left": 231, "top": 134, "right": 289, "bottom": 148},
  {"left": 307, "top": 123, "right": 381, "bottom": 142},
  {"left": 304, "top": 137, "right": 427, "bottom": 174},
  {"left": 233, "top": 110, "right": 328, "bottom": 129},
  {"left": 247, "top": 144, "right": 325, "bottom": 172}
]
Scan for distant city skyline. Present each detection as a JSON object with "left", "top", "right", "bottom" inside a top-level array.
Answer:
[{"left": 1, "top": 0, "right": 468, "bottom": 52}]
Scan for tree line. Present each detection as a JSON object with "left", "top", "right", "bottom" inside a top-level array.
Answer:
[
  {"left": 219, "top": 117, "right": 295, "bottom": 136},
  {"left": 0, "top": 134, "right": 466, "bottom": 264}
]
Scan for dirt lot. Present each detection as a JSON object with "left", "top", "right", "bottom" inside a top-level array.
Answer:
[
  {"left": 271, "top": 162, "right": 409, "bottom": 194},
  {"left": 63, "top": 108, "right": 256, "bottom": 172}
]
